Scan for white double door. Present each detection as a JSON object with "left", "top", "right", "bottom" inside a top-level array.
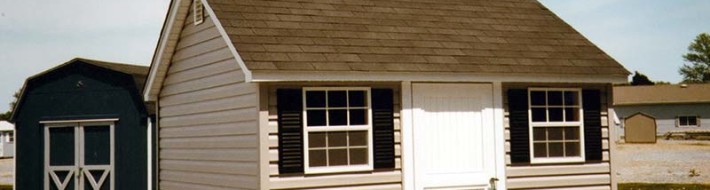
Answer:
[
  {"left": 413, "top": 83, "right": 498, "bottom": 189},
  {"left": 45, "top": 122, "right": 114, "bottom": 190}
]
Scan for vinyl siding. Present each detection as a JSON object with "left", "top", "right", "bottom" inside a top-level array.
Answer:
[
  {"left": 615, "top": 103, "right": 710, "bottom": 135},
  {"left": 503, "top": 84, "right": 613, "bottom": 190},
  {"left": 263, "top": 83, "right": 402, "bottom": 189},
  {"left": 158, "top": 8, "right": 259, "bottom": 190}
]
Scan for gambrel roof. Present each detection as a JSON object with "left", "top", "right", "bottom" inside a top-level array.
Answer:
[{"left": 145, "top": 0, "right": 629, "bottom": 100}]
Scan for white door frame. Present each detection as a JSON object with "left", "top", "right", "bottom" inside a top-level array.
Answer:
[
  {"left": 44, "top": 119, "right": 116, "bottom": 190},
  {"left": 401, "top": 82, "right": 506, "bottom": 190}
]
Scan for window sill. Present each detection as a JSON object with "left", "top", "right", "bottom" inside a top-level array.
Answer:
[
  {"left": 304, "top": 165, "right": 373, "bottom": 175},
  {"left": 530, "top": 157, "right": 585, "bottom": 164}
]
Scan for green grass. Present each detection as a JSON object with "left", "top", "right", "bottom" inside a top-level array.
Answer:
[{"left": 619, "top": 183, "right": 710, "bottom": 190}]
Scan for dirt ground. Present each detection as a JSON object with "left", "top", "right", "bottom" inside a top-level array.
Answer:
[
  {"left": 0, "top": 158, "right": 11, "bottom": 185},
  {"left": 616, "top": 140, "right": 710, "bottom": 184}
]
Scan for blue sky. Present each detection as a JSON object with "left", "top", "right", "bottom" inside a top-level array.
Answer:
[{"left": 0, "top": 1, "right": 709, "bottom": 112}]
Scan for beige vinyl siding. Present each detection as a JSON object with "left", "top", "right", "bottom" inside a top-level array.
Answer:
[
  {"left": 503, "top": 84, "right": 613, "bottom": 190},
  {"left": 158, "top": 7, "right": 259, "bottom": 190},
  {"left": 263, "top": 83, "right": 403, "bottom": 189}
]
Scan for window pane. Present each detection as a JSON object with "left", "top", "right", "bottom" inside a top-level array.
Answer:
[
  {"left": 533, "top": 128, "right": 546, "bottom": 141},
  {"left": 309, "top": 150, "right": 327, "bottom": 167},
  {"left": 564, "top": 91, "right": 579, "bottom": 105},
  {"left": 349, "top": 131, "right": 368, "bottom": 146},
  {"left": 328, "top": 110, "right": 347, "bottom": 126},
  {"left": 679, "top": 117, "right": 688, "bottom": 126},
  {"left": 549, "top": 108, "right": 563, "bottom": 122},
  {"left": 329, "top": 149, "right": 348, "bottom": 166},
  {"left": 548, "top": 91, "right": 563, "bottom": 106},
  {"left": 328, "top": 91, "right": 347, "bottom": 107},
  {"left": 565, "top": 142, "right": 580, "bottom": 157},
  {"left": 307, "top": 110, "right": 326, "bottom": 126},
  {"left": 530, "top": 91, "right": 546, "bottom": 106},
  {"left": 349, "top": 148, "right": 368, "bottom": 165},
  {"left": 328, "top": 132, "right": 347, "bottom": 147},
  {"left": 565, "top": 108, "right": 579, "bottom": 122},
  {"left": 533, "top": 143, "right": 547, "bottom": 158},
  {"left": 309, "top": 132, "right": 326, "bottom": 148},
  {"left": 548, "top": 127, "right": 563, "bottom": 140},
  {"left": 532, "top": 108, "right": 546, "bottom": 122},
  {"left": 688, "top": 117, "right": 698, "bottom": 126},
  {"left": 350, "top": 109, "right": 367, "bottom": 125},
  {"left": 349, "top": 91, "right": 366, "bottom": 107},
  {"left": 564, "top": 127, "right": 580, "bottom": 140},
  {"left": 306, "top": 91, "right": 326, "bottom": 107},
  {"left": 548, "top": 142, "right": 564, "bottom": 157}
]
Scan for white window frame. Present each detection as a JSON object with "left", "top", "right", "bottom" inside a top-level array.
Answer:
[
  {"left": 677, "top": 116, "right": 700, "bottom": 127},
  {"left": 193, "top": 0, "right": 204, "bottom": 25},
  {"left": 302, "top": 87, "right": 374, "bottom": 174},
  {"left": 528, "top": 88, "right": 586, "bottom": 164}
]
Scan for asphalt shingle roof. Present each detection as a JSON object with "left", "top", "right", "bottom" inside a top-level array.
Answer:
[
  {"left": 207, "top": 0, "right": 629, "bottom": 76},
  {"left": 614, "top": 84, "right": 710, "bottom": 105}
]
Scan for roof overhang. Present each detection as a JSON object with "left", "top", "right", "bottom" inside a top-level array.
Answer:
[{"left": 251, "top": 70, "right": 629, "bottom": 84}]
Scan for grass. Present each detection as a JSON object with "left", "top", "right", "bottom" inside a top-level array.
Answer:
[
  {"left": 619, "top": 183, "right": 710, "bottom": 190},
  {"left": 0, "top": 184, "right": 10, "bottom": 190}
]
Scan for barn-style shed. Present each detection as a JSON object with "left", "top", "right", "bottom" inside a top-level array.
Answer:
[{"left": 11, "top": 58, "right": 153, "bottom": 190}]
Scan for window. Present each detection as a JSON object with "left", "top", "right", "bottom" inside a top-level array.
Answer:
[
  {"left": 528, "top": 88, "right": 585, "bottom": 163},
  {"left": 303, "top": 87, "right": 372, "bottom": 173},
  {"left": 678, "top": 116, "right": 699, "bottom": 127},
  {"left": 193, "top": 0, "right": 204, "bottom": 25},
  {"left": 7, "top": 132, "right": 12, "bottom": 142}
]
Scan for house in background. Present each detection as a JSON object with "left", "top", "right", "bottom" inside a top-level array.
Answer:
[
  {"left": 614, "top": 84, "right": 710, "bottom": 141},
  {"left": 144, "top": 0, "right": 629, "bottom": 189},
  {"left": 11, "top": 58, "right": 154, "bottom": 190},
  {"left": 0, "top": 121, "right": 14, "bottom": 158}
]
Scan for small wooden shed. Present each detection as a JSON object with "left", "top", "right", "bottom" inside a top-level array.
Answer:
[
  {"left": 11, "top": 58, "right": 152, "bottom": 190},
  {"left": 624, "top": 113, "right": 657, "bottom": 143}
]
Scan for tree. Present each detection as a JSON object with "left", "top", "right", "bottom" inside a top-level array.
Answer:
[
  {"left": 630, "top": 71, "right": 655, "bottom": 85},
  {"left": 0, "top": 90, "right": 20, "bottom": 121},
  {"left": 679, "top": 33, "right": 710, "bottom": 83}
]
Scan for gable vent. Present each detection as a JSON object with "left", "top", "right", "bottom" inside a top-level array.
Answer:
[{"left": 193, "top": 0, "right": 204, "bottom": 25}]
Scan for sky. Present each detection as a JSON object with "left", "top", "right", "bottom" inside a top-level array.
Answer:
[{"left": 0, "top": 1, "right": 709, "bottom": 112}]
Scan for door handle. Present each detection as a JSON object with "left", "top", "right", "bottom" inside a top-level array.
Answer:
[
  {"left": 489, "top": 177, "right": 499, "bottom": 190},
  {"left": 76, "top": 167, "right": 83, "bottom": 178}
]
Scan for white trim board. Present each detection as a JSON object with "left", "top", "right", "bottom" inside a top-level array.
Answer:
[
  {"left": 251, "top": 71, "right": 628, "bottom": 84},
  {"left": 144, "top": 0, "right": 185, "bottom": 101}
]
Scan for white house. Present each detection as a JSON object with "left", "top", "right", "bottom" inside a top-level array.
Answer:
[{"left": 0, "top": 121, "right": 14, "bottom": 158}]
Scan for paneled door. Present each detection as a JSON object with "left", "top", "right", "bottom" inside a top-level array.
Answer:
[
  {"left": 412, "top": 83, "right": 496, "bottom": 189},
  {"left": 45, "top": 122, "right": 114, "bottom": 190}
]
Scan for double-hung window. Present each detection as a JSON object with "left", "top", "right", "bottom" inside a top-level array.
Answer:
[
  {"left": 677, "top": 116, "right": 699, "bottom": 127},
  {"left": 303, "top": 87, "right": 372, "bottom": 173},
  {"left": 528, "top": 88, "right": 585, "bottom": 163}
]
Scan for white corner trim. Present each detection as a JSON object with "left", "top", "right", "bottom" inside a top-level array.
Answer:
[
  {"left": 400, "top": 81, "right": 415, "bottom": 190},
  {"left": 144, "top": 0, "right": 183, "bottom": 101},
  {"left": 202, "top": 0, "right": 253, "bottom": 83},
  {"left": 492, "top": 82, "right": 507, "bottom": 190}
]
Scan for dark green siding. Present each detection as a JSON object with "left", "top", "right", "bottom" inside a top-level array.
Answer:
[{"left": 14, "top": 61, "right": 148, "bottom": 190}]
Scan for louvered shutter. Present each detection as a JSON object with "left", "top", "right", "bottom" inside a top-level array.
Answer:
[
  {"left": 508, "top": 89, "right": 530, "bottom": 164},
  {"left": 371, "top": 89, "right": 395, "bottom": 169},
  {"left": 583, "top": 90, "right": 603, "bottom": 161},
  {"left": 277, "top": 89, "right": 304, "bottom": 174}
]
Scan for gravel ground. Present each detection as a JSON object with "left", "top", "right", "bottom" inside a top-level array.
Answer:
[
  {"left": 616, "top": 140, "right": 710, "bottom": 184},
  {"left": 0, "top": 158, "right": 11, "bottom": 185}
]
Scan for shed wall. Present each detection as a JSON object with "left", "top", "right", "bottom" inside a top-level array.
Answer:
[
  {"left": 157, "top": 8, "right": 260, "bottom": 189},
  {"left": 503, "top": 84, "right": 613, "bottom": 190}
]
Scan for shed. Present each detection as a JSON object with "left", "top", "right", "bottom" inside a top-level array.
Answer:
[
  {"left": 144, "top": 0, "right": 630, "bottom": 189},
  {"left": 11, "top": 58, "right": 152, "bottom": 190},
  {"left": 623, "top": 113, "right": 657, "bottom": 143},
  {"left": 0, "top": 121, "right": 14, "bottom": 158}
]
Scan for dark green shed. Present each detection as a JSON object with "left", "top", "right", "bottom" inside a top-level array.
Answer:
[{"left": 10, "top": 58, "right": 153, "bottom": 190}]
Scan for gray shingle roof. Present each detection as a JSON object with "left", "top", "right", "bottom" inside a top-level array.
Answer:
[
  {"left": 614, "top": 84, "right": 710, "bottom": 105},
  {"left": 207, "top": 0, "right": 629, "bottom": 76}
]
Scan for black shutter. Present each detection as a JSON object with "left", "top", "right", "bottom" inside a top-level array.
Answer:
[
  {"left": 371, "top": 88, "right": 395, "bottom": 169},
  {"left": 583, "top": 90, "right": 603, "bottom": 162},
  {"left": 277, "top": 89, "right": 304, "bottom": 174},
  {"left": 508, "top": 89, "right": 530, "bottom": 164}
]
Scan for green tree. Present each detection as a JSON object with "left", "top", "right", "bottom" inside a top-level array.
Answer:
[
  {"left": 630, "top": 71, "right": 654, "bottom": 85},
  {"left": 0, "top": 90, "right": 20, "bottom": 121},
  {"left": 679, "top": 33, "right": 710, "bottom": 83}
]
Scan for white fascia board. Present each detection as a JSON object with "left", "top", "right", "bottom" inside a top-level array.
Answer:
[
  {"left": 251, "top": 71, "right": 628, "bottom": 84},
  {"left": 144, "top": 0, "right": 184, "bottom": 101},
  {"left": 202, "top": 0, "right": 253, "bottom": 83}
]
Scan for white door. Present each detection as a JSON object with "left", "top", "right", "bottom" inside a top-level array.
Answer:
[
  {"left": 45, "top": 122, "right": 114, "bottom": 190},
  {"left": 413, "top": 83, "right": 496, "bottom": 190}
]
